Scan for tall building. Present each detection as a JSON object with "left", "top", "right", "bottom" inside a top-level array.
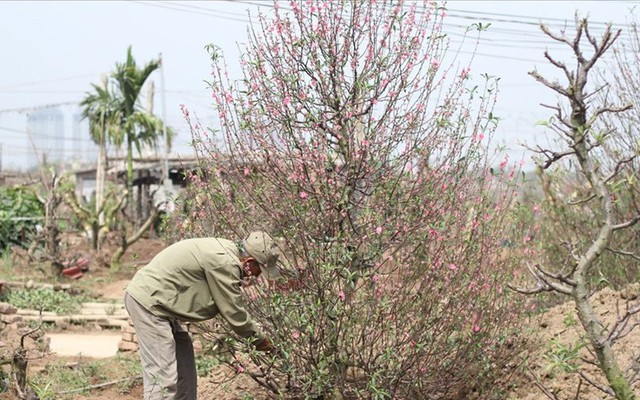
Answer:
[
  {"left": 26, "top": 106, "right": 64, "bottom": 167},
  {"left": 25, "top": 104, "right": 98, "bottom": 169}
]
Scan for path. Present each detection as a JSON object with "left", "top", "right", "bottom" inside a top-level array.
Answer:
[{"left": 48, "top": 332, "right": 122, "bottom": 358}]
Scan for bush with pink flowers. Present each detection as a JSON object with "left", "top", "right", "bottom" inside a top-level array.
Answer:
[{"left": 177, "top": 1, "right": 527, "bottom": 398}]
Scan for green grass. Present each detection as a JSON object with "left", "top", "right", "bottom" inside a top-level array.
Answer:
[{"left": 30, "top": 353, "right": 142, "bottom": 399}]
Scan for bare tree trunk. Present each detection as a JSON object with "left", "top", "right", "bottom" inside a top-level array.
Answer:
[
  {"left": 95, "top": 118, "right": 107, "bottom": 251},
  {"left": 111, "top": 207, "right": 158, "bottom": 266},
  {"left": 515, "top": 19, "right": 637, "bottom": 399}
]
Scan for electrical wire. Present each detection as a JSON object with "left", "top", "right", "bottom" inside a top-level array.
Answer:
[
  {"left": 0, "top": 73, "right": 102, "bottom": 91},
  {"left": 1, "top": 0, "right": 635, "bottom": 160},
  {"left": 130, "top": 0, "right": 251, "bottom": 23},
  {"left": 0, "top": 125, "right": 96, "bottom": 143}
]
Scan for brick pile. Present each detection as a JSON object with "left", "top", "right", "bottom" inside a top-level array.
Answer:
[
  {"left": 0, "top": 301, "right": 50, "bottom": 354},
  {"left": 0, "top": 302, "right": 20, "bottom": 333},
  {"left": 118, "top": 320, "right": 203, "bottom": 354},
  {"left": 118, "top": 319, "right": 139, "bottom": 352}
]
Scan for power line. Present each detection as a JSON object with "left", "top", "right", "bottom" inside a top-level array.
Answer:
[
  {"left": 0, "top": 90, "right": 84, "bottom": 94},
  {"left": 446, "top": 6, "right": 631, "bottom": 28},
  {"left": 231, "top": 0, "right": 631, "bottom": 29},
  {"left": 0, "top": 102, "right": 80, "bottom": 115},
  {"left": 130, "top": 0, "right": 251, "bottom": 23},
  {"left": 0, "top": 126, "right": 96, "bottom": 143},
  {"left": 161, "top": 1, "right": 250, "bottom": 19},
  {"left": 0, "top": 73, "right": 101, "bottom": 91}
]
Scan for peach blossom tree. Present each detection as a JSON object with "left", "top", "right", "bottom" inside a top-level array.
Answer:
[{"left": 181, "top": 1, "right": 525, "bottom": 398}]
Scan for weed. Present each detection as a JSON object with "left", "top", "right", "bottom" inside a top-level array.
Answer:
[
  {"left": 30, "top": 353, "right": 142, "bottom": 398},
  {"left": 196, "top": 355, "right": 220, "bottom": 377},
  {"left": 0, "top": 366, "right": 8, "bottom": 393},
  {"left": 0, "top": 246, "right": 13, "bottom": 279},
  {"left": 31, "top": 360, "right": 92, "bottom": 398},
  {"left": 562, "top": 312, "right": 578, "bottom": 328},
  {"left": 543, "top": 338, "right": 586, "bottom": 376},
  {"left": 31, "top": 381, "right": 55, "bottom": 399},
  {"left": 105, "top": 301, "right": 119, "bottom": 316}
]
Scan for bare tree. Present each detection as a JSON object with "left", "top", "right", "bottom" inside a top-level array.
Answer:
[{"left": 514, "top": 17, "right": 639, "bottom": 399}]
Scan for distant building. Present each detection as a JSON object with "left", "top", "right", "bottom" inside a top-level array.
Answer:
[{"left": 26, "top": 104, "right": 98, "bottom": 169}]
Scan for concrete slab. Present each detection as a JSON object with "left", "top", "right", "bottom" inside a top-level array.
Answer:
[{"left": 47, "top": 333, "right": 121, "bottom": 358}]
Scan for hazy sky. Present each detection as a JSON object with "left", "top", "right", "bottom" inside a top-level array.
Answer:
[{"left": 0, "top": 1, "right": 636, "bottom": 170}]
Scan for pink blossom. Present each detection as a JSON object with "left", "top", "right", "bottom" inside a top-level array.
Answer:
[
  {"left": 225, "top": 91, "right": 233, "bottom": 103},
  {"left": 375, "top": 226, "right": 383, "bottom": 235},
  {"left": 283, "top": 96, "right": 291, "bottom": 106},
  {"left": 448, "top": 263, "right": 457, "bottom": 271},
  {"left": 473, "top": 325, "right": 481, "bottom": 333},
  {"left": 243, "top": 167, "right": 250, "bottom": 176},
  {"left": 236, "top": 364, "right": 245, "bottom": 373},
  {"left": 338, "top": 290, "right": 346, "bottom": 301},
  {"left": 299, "top": 191, "right": 308, "bottom": 199},
  {"left": 292, "top": 330, "right": 300, "bottom": 340},
  {"left": 499, "top": 157, "right": 508, "bottom": 170},
  {"left": 290, "top": 0, "right": 301, "bottom": 13},
  {"left": 478, "top": 133, "right": 485, "bottom": 140},
  {"left": 180, "top": 104, "right": 189, "bottom": 118}
]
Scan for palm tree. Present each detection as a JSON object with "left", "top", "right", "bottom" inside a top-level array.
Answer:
[
  {"left": 111, "top": 46, "right": 171, "bottom": 222},
  {"left": 80, "top": 75, "right": 121, "bottom": 249}
]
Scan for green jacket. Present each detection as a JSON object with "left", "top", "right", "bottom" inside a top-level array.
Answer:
[{"left": 126, "top": 237, "right": 262, "bottom": 340}]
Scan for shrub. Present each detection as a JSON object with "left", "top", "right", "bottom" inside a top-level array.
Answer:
[
  {"left": 180, "top": 1, "right": 527, "bottom": 398},
  {"left": 0, "top": 187, "right": 44, "bottom": 251},
  {"left": 3, "top": 288, "right": 83, "bottom": 315}
]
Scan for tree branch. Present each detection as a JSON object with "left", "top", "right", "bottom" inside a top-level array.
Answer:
[
  {"left": 587, "top": 104, "right": 633, "bottom": 126},
  {"left": 607, "top": 301, "right": 640, "bottom": 344},
  {"left": 529, "top": 70, "right": 570, "bottom": 98},
  {"left": 508, "top": 263, "right": 574, "bottom": 295},
  {"left": 577, "top": 370, "right": 615, "bottom": 396},
  {"left": 612, "top": 216, "right": 640, "bottom": 231},
  {"left": 606, "top": 247, "right": 640, "bottom": 261},
  {"left": 603, "top": 155, "right": 637, "bottom": 183},
  {"left": 527, "top": 365, "right": 560, "bottom": 400},
  {"left": 534, "top": 263, "right": 577, "bottom": 287},
  {"left": 567, "top": 193, "right": 596, "bottom": 206}
]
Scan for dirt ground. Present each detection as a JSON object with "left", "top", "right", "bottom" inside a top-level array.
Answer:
[
  {"left": 2, "top": 237, "right": 640, "bottom": 399},
  {"left": 1, "top": 236, "right": 270, "bottom": 400}
]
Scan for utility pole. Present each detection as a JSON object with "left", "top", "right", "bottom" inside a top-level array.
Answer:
[{"left": 159, "top": 53, "right": 170, "bottom": 190}]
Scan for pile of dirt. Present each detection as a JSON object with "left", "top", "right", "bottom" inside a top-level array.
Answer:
[{"left": 510, "top": 284, "right": 640, "bottom": 399}]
